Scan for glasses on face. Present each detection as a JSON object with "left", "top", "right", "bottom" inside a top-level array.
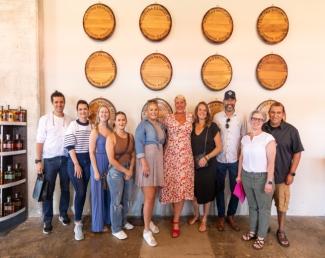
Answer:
[
  {"left": 225, "top": 118, "right": 230, "bottom": 129},
  {"left": 251, "top": 117, "right": 264, "bottom": 123}
]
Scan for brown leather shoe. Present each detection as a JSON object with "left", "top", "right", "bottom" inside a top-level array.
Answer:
[
  {"left": 216, "top": 217, "right": 225, "bottom": 231},
  {"left": 226, "top": 216, "right": 240, "bottom": 231}
]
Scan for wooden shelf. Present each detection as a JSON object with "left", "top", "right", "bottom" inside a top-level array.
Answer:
[
  {"left": 0, "top": 178, "right": 26, "bottom": 189},
  {"left": 0, "top": 207, "right": 26, "bottom": 222},
  {"left": 0, "top": 122, "right": 26, "bottom": 126},
  {"left": 0, "top": 150, "right": 26, "bottom": 156}
]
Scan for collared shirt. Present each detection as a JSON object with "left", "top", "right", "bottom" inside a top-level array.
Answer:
[
  {"left": 262, "top": 120, "right": 304, "bottom": 184},
  {"left": 36, "top": 112, "right": 72, "bottom": 159},
  {"left": 241, "top": 132, "right": 274, "bottom": 172},
  {"left": 213, "top": 111, "right": 246, "bottom": 163}
]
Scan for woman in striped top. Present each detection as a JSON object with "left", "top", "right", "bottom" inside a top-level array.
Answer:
[{"left": 64, "top": 100, "right": 92, "bottom": 241}]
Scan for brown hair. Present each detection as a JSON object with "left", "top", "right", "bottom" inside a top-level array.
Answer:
[
  {"left": 146, "top": 99, "right": 159, "bottom": 110},
  {"left": 193, "top": 101, "right": 212, "bottom": 126},
  {"left": 269, "top": 101, "right": 286, "bottom": 114}
]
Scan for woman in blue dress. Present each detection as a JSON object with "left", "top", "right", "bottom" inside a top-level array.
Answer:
[{"left": 89, "top": 105, "right": 113, "bottom": 232}]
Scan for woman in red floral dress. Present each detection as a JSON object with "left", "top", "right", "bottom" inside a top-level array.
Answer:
[{"left": 160, "top": 95, "right": 194, "bottom": 238}]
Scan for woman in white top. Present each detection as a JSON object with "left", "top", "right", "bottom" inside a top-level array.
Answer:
[{"left": 236, "top": 110, "right": 276, "bottom": 250}]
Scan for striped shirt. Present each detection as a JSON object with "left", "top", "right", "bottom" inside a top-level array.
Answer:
[{"left": 64, "top": 119, "right": 91, "bottom": 154}]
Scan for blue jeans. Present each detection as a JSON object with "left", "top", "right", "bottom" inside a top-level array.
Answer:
[
  {"left": 43, "top": 156, "right": 70, "bottom": 224},
  {"left": 107, "top": 166, "right": 133, "bottom": 233},
  {"left": 67, "top": 153, "right": 91, "bottom": 222},
  {"left": 215, "top": 161, "right": 239, "bottom": 217}
]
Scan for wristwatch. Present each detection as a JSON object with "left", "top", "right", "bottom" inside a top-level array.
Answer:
[
  {"left": 289, "top": 172, "right": 296, "bottom": 176},
  {"left": 35, "top": 159, "right": 42, "bottom": 164},
  {"left": 267, "top": 180, "right": 273, "bottom": 185}
]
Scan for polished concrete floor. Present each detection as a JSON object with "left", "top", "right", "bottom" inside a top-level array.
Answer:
[{"left": 0, "top": 216, "right": 324, "bottom": 258}]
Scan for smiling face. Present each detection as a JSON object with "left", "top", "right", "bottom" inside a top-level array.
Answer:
[
  {"left": 77, "top": 103, "right": 89, "bottom": 120},
  {"left": 197, "top": 103, "right": 208, "bottom": 121},
  {"left": 52, "top": 96, "right": 65, "bottom": 114},
  {"left": 115, "top": 113, "right": 127, "bottom": 131},
  {"left": 269, "top": 105, "right": 285, "bottom": 127},
  {"left": 97, "top": 106, "right": 110, "bottom": 123},
  {"left": 175, "top": 98, "right": 186, "bottom": 113},
  {"left": 223, "top": 98, "right": 236, "bottom": 113},
  {"left": 147, "top": 102, "right": 159, "bottom": 121},
  {"left": 250, "top": 112, "right": 265, "bottom": 131}
]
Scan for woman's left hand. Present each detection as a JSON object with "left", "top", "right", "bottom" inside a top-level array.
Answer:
[
  {"left": 199, "top": 157, "right": 208, "bottom": 167},
  {"left": 264, "top": 183, "right": 273, "bottom": 193}
]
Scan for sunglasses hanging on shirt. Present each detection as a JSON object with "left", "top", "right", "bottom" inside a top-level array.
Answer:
[{"left": 225, "top": 118, "right": 230, "bottom": 129}]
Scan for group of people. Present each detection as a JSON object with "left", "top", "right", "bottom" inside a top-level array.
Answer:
[{"left": 35, "top": 90, "right": 303, "bottom": 249}]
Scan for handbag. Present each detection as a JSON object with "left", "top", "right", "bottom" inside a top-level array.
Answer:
[
  {"left": 32, "top": 174, "right": 49, "bottom": 202},
  {"left": 101, "top": 172, "right": 108, "bottom": 190},
  {"left": 194, "top": 126, "right": 209, "bottom": 170},
  {"left": 233, "top": 181, "right": 246, "bottom": 204}
]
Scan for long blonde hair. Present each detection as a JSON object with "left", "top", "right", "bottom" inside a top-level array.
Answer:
[{"left": 94, "top": 105, "right": 111, "bottom": 131}]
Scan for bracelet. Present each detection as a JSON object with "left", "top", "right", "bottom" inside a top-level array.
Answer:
[{"left": 204, "top": 156, "right": 209, "bottom": 161}]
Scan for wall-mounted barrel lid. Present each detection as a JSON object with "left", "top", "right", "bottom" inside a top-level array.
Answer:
[
  {"left": 83, "top": 3, "right": 115, "bottom": 40},
  {"left": 85, "top": 51, "right": 117, "bottom": 88},
  {"left": 139, "top": 4, "right": 172, "bottom": 41},
  {"left": 201, "top": 55, "right": 232, "bottom": 91},
  {"left": 141, "top": 98, "right": 173, "bottom": 120},
  {"left": 140, "top": 53, "right": 172, "bottom": 90},
  {"left": 202, "top": 7, "right": 233, "bottom": 43},
  {"left": 256, "top": 54, "right": 288, "bottom": 90},
  {"left": 208, "top": 100, "right": 224, "bottom": 118},
  {"left": 88, "top": 97, "right": 117, "bottom": 125},
  {"left": 257, "top": 99, "right": 286, "bottom": 121},
  {"left": 257, "top": 6, "right": 289, "bottom": 44}
]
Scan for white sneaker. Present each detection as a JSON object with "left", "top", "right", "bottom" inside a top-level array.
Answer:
[
  {"left": 112, "top": 230, "right": 128, "bottom": 240},
  {"left": 74, "top": 223, "right": 84, "bottom": 241},
  {"left": 123, "top": 222, "right": 134, "bottom": 230},
  {"left": 143, "top": 229, "right": 157, "bottom": 247},
  {"left": 149, "top": 221, "right": 159, "bottom": 234}
]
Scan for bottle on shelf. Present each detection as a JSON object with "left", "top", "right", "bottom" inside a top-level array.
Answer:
[
  {"left": 0, "top": 106, "right": 3, "bottom": 122},
  {"left": 3, "top": 196, "right": 14, "bottom": 216},
  {"left": 14, "top": 134, "right": 23, "bottom": 151},
  {"left": 19, "top": 107, "right": 26, "bottom": 122},
  {"left": 13, "top": 192, "right": 23, "bottom": 212},
  {"left": 3, "top": 134, "right": 14, "bottom": 152},
  {"left": 0, "top": 169, "right": 3, "bottom": 185},
  {"left": 6, "top": 105, "right": 14, "bottom": 122},
  {"left": 14, "top": 163, "right": 23, "bottom": 180},
  {"left": 4, "top": 165, "right": 15, "bottom": 183}
]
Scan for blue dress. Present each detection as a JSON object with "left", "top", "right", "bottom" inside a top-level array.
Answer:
[{"left": 90, "top": 134, "right": 111, "bottom": 232}]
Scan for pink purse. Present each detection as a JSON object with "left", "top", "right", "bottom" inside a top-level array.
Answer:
[{"left": 233, "top": 181, "right": 246, "bottom": 204}]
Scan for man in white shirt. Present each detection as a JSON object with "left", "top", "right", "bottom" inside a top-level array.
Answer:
[
  {"left": 36, "top": 90, "right": 72, "bottom": 234},
  {"left": 213, "top": 90, "right": 246, "bottom": 231}
]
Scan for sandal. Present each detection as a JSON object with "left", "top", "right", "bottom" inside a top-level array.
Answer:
[
  {"left": 277, "top": 230, "right": 290, "bottom": 247},
  {"left": 242, "top": 231, "right": 256, "bottom": 241},
  {"left": 188, "top": 216, "right": 199, "bottom": 225},
  {"left": 171, "top": 221, "right": 180, "bottom": 238},
  {"left": 198, "top": 220, "right": 207, "bottom": 232},
  {"left": 253, "top": 237, "right": 265, "bottom": 250}
]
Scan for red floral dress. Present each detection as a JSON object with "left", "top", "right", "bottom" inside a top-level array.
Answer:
[{"left": 160, "top": 113, "right": 194, "bottom": 203}]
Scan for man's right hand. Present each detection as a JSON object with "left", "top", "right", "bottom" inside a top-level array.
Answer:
[{"left": 36, "top": 162, "right": 43, "bottom": 174}]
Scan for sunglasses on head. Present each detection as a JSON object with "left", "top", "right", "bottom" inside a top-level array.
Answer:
[{"left": 225, "top": 118, "right": 230, "bottom": 129}]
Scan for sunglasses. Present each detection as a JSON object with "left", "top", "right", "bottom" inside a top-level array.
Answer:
[{"left": 225, "top": 118, "right": 230, "bottom": 129}]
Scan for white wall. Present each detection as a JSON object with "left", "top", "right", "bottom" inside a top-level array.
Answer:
[{"left": 38, "top": 0, "right": 325, "bottom": 216}]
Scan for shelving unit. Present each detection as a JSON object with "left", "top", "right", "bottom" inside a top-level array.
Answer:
[{"left": 0, "top": 120, "right": 28, "bottom": 234}]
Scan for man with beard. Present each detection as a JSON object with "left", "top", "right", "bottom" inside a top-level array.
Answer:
[
  {"left": 213, "top": 90, "right": 246, "bottom": 231},
  {"left": 262, "top": 102, "right": 304, "bottom": 247}
]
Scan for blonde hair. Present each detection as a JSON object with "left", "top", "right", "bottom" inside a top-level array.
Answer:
[
  {"left": 94, "top": 105, "right": 111, "bottom": 131},
  {"left": 174, "top": 95, "right": 186, "bottom": 103}
]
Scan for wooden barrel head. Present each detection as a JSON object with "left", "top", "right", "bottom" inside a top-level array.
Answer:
[
  {"left": 256, "top": 54, "right": 288, "bottom": 90},
  {"left": 141, "top": 98, "right": 173, "bottom": 120},
  {"left": 257, "top": 99, "right": 286, "bottom": 121},
  {"left": 201, "top": 55, "right": 232, "bottom": 91},
  {"left": 202, "top": 7, "right": 233, "bottom": 43},
  {"left": 139, "top": 4, "right": 172, "bottom": 41},
  {"left": 85, "top": 51, "right": 117, "bottom": 88},
  {"left": 89, "top": 97, "right": 117, "bottom": 125},
  {"left": 208, "top": 100, "right": 224, "bottom": 118},
  {"left": 83, "top": 3, "right": 115, "bottom": 40},
  {"left": 140, "top": 53, "right": 172, "bottom": 90},
  {"left": 257, "top": 6, "right": 289, "bottom": 44}
]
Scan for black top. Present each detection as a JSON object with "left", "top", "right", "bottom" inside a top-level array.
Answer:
[{"left": 262, "top": 121, "right": 304, "bottom": 184}]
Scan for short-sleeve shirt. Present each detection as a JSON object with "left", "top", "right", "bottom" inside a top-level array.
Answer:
[
  {"left": 262, "top": 121, "right": 304, "bottom": 184},
  {"left": 241, "top": 132, "right": 274, "bottom": 173}
]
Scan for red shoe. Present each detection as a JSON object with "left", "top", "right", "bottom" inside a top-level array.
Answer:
[{"left": 171, "top": 221, "right": 180, "bottom": 238}]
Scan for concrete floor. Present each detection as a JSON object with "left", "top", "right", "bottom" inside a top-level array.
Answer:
[{"left": 0, "top": 216, "right": 324, "bottom": 258}]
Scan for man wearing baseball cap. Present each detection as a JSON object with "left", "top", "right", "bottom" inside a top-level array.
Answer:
[{"left": 213, "top": 90, "right": 246, "bottom": 231}]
